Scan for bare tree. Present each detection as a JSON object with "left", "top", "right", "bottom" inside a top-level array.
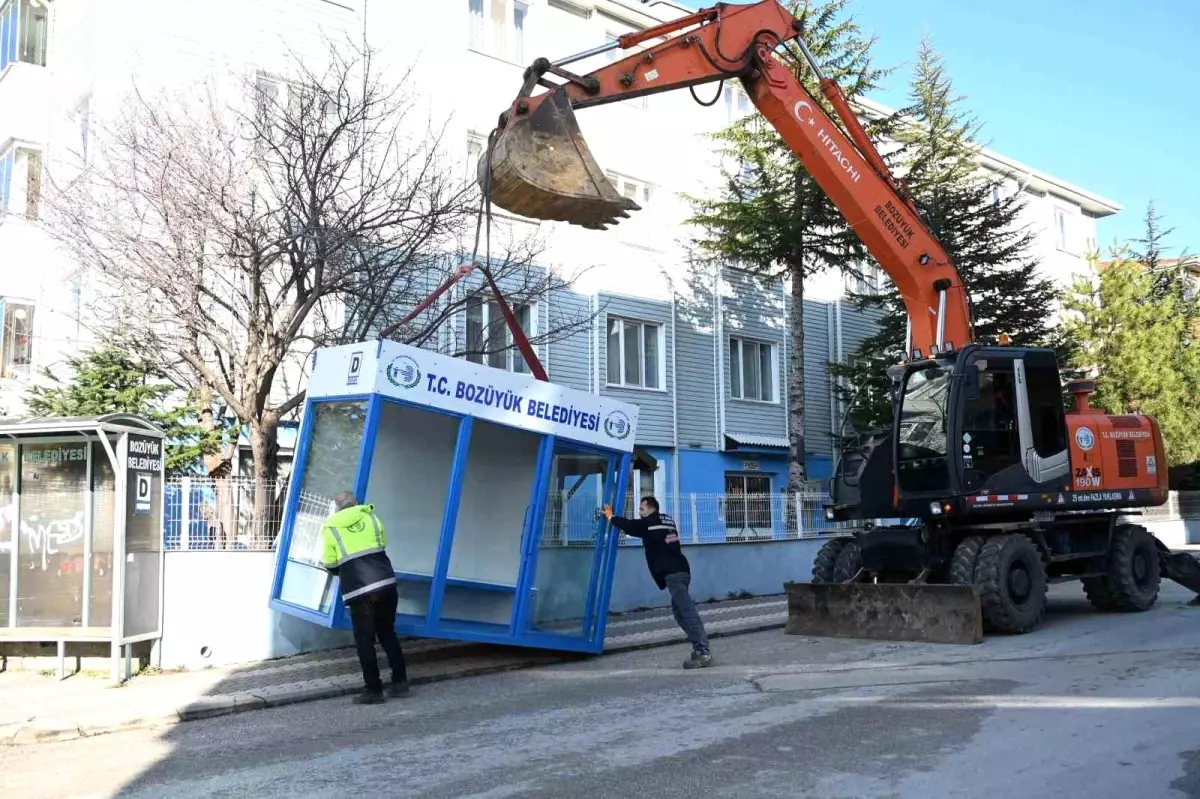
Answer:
[{"left": 43, "top": 40, "right": 594, "bottom": 529}]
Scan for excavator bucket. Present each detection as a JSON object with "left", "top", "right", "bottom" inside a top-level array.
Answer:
[{"left": 481, "top": 91, "right": 640, "bottom": 230}]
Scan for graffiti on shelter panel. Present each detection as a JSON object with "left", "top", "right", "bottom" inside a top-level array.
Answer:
[{"left": 21, "top": 510, "right": 85, "bottom": 571}]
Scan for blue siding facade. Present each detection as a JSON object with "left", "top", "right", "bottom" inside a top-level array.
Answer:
[{"left": 395, "top": 261, "right": 884, "bottom": 496}]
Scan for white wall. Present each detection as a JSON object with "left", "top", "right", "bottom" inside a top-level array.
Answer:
[
  {"left": 450, "top": 419, "right": 540, "bottom": 586},
  {"left": 160, "top": 550, "right": 352, "bottom": 670},
  {"left": 158, "top": 538, "right": 819, "bottom": 670}
]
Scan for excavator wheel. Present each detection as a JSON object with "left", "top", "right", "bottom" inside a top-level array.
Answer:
[
  {"left": 950, "top": 535, "right": 985, "bottom": 586},
  {"left": 1084, "top": 524, "right": 1160, "bottom": 612},
  {"left": 811, "top": 537, "right": 851, "bottom": 583},
  {"left": 831, "top": 540, "right": 864, "bottom": 583},
  {"left": 974, "top": 533, "right": 1047, "bottom": 634}
]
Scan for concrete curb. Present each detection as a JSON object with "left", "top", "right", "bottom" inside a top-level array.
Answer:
[{"left": 0, "top": 616, "right": 785, "bottom": 746}]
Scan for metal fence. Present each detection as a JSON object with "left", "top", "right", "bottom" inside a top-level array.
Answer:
[
  {"left": 162, "top": 477, "right": 1200, "bottom": 552},
  {"left": 542, "top": 492, "right": 855, "bottom": 547},
  {"left": 164, "top": 477, "right": 289, "bottom": 551}
]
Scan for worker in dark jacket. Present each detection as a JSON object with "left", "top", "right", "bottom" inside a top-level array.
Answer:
[
  {"left": 321, "top": 491, "right": 409, "bottom": 704},
  {"left": 604, "top": 495, "right": 712, "bottom": 668}
]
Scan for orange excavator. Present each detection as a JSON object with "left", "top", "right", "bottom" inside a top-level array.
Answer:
[{"left": 479, "top": 0, "right": 1200, "bottom": 639}]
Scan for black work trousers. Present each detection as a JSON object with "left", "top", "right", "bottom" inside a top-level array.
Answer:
[{"left": 347, "top": 584, "right": 408, "bottom": 694}]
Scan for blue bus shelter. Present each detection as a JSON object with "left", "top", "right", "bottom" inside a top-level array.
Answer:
[{"left": 269, "top": 340, "right": 640, "bottom": 654}]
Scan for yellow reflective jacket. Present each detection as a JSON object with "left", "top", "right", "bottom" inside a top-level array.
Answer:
[{"left": 320, "top": 503, "right": 396, "bottom": 602}]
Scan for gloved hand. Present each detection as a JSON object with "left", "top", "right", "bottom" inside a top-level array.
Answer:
[{"left": 602, "top": 504, "right": 614, "bottom": 520}]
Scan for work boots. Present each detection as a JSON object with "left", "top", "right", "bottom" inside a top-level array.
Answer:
[{"left": 683, "top": 650, "right": 713, "bottom": 669}]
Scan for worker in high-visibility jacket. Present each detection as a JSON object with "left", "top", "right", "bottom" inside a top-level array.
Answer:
[{"left": 321, "top": 491, "right": 409, "bottom": 704}]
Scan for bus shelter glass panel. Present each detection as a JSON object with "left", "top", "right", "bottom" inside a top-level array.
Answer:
[
  {"left": 440, "top": 419, "right": 541, "bottom": 626},
  {"left": 123, "top": 434, "right": 163, "bottom": 638},
  {"left": 89, "top": 441, "right": 116, "bottom": 627},
  {"left": 0, "top": 443, "right": 14, "bottom": 626},
  {"left": 365, "top": 400, "right": 459, "bottom": 620},
  {"left": 279, "top": 400, "right": 368, "bottom": 615},
  {"left": 530, "top": 444, "right": 615, "bottom": 637},
  {"left": 17, "top": 442, "right": 88, "bottom": 627}
]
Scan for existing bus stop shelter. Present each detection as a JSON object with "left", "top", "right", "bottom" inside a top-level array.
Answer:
[
  {"left": 0, "top": 414, "right": 166, "bottom": 683},
  {"left": 269, "top": 340, "right": 641, "bottom": 653}
]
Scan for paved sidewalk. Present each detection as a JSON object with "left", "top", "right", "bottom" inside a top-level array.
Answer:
[{"left": 0, "top": 595, "right": 786, "bottom": 746}]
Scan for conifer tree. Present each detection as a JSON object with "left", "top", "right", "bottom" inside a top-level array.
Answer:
[
  {"left": 24, "top": 347, "right": 221, "bottom": 474},
  {"left": 685, "top": 0, "right": 891, "bottom": 491},
  {"left": 1063, "top": 255, "right": 1200, "bottom": 468},
  {"left": 833, "top": 38, "right": 1059, "bottom": 431}
]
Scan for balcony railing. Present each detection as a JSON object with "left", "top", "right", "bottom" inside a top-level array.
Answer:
[{"left": 0, "top": 0, "right": 48, "bottom": 73}]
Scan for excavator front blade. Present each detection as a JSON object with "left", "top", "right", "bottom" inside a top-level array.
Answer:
[
  {"left": 481, "top": 91, "right": 640, "bottom": 230},
  {"left": 783, "top": 581, "right": 984, "bottom": 645}
]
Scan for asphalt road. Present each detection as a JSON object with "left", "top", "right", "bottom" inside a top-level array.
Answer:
[{"left": 3, "top": 583, "right": 1199, "bottom": 799}]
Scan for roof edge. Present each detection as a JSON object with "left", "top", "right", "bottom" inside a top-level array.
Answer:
[{"left": 852, "top": 96, "right": 1123, "bottom": 217}]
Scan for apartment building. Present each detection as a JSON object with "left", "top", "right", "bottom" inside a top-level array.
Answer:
[{"left": 0, "top": 1, "right": 1122, "bottom": 518}]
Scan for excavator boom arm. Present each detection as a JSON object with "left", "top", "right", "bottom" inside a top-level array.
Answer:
[{"left": 486, "top": 0, "right": 973, "bottom": 356}]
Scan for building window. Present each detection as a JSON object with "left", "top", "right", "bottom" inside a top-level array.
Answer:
[
  {"left": 254, "top": 72, "right": 337, "bottom": 133},
  {"left": 469, "top": 0, "right": 527, "bottom": 63},
  {"left": 0, "top": 0, "right": 49, "bottom": 72},
  {"left": 1054, "top": 208, "right": 1069, "bottom": 252},
  {"left": 723, "top": 473, "right": 772, "bottom": 535},
  {"left": 466, "top": 136, "right": 483, "bottom": 180},
  {"left": 606, "top": 317, "right": 661, "bottom": 389},
  {"left": 725, "top": 85, "right": 751, "bottom": 122},
  {"left": 465, "top": 296, "right": 534, "bottom": 373},
  {"left": 0, "top": 146, "right": 43, "bottom": 220},
  {"left": 604, "top": 171, "right": 657, "bottom": 248},
  {"left": 729, "top": 338, "right": 775, "bottom": 402},
  {"left": 0, "top": 299, "right": 34, "bottom": 379},
  {"left": 606, "top": 172, "right": 653, "bottom": 206},
  {"left": 626, "top": 466, "right": 656, "bottom": 513},
  {"left": 845, "top": 264, "right": 882, "bottom": 296},
  {"left": 991, "top": 185, "right": 1001, "bottom": 205}
]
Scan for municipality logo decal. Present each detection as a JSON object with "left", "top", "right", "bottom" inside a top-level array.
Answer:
[
  {"left": 1075, "top": 426, "right": 1095, "bottom": 451},
  {"left": 385, "top": 355, "right": 421, "bottom": 389},
  {"left": 603, "top": 410, "right": 631, "bottom": 440}
]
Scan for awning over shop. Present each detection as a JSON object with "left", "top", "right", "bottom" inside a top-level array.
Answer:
[
  {"left": 724, "top": 433, "right": 790, "bottom": 451},
  {"left": 633, "top": 447, "right": 657, "bottom": 472}
]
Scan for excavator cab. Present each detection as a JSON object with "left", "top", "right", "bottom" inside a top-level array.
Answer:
[
  {"left": 828, "top": 345, "right": 1076, "bottom": 523},
  {"left": 830, "top": 343, "right": 1084, "bottom": 520}
]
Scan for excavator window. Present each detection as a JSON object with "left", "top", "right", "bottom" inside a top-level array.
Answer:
[
  {"left": 1023, "top": 353, "right": 1068, "bottom": 458},
  {"left": 895, "top": 365, "right": 951, "bottom": 493},
  {"left": 960, "top": 360, "right": 1022, "bottom": 490}
]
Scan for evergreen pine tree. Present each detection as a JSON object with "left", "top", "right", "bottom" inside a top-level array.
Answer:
[
  {"left": 1130, "top": 199, "right": 1196, "bottom": 308},
  {"left": 833, "top": 38, "right": 1059, "bottom": 432},
  {"left": 1063, "top": 255, "right": 1200, "bottom": 468},
  {"left": 685, "top": 0, "right": 890, "bottom": 491},
  {"left": 24, "top": 347, "right": 220, "bottom": 474}
]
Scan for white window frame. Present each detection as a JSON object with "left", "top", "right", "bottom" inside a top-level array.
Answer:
[
  {"left": 464, "top": 295, "right": 536, "bottom": 374},
  {"left": 724, "top": 84, "right": 752, "bottom": 123},
  {"left": 1054, "top": 207, "right": 1070, "bottom": 253},
  {"left": 606, "top": 316, "right": 664, "bottom": 391},
  {"left": 721, "top": 472, "right": 774, "bottom": 539},
  {"left": 468, "top": 0, "right": 529, "bottom": 64},
  {"left": 0, "top": 143, "right": 42, "bottom": 221},
  {"left": 605, "top": 171, "right": 653, "bottom": 207},
  {"left": 253, "top": 71, "right": 338, "bottom": 135},
  {"left": 0, "top": 297, "right": 35, "bottom": 380},
  {"left": 845, "top": 264, "right": 882, "bottom": 296},
  {"left": 729, "top": 337, "right": 777, "bottom": 403},
  {"left": 0, "top": 0, "right": 48, "bottom": 72}
]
